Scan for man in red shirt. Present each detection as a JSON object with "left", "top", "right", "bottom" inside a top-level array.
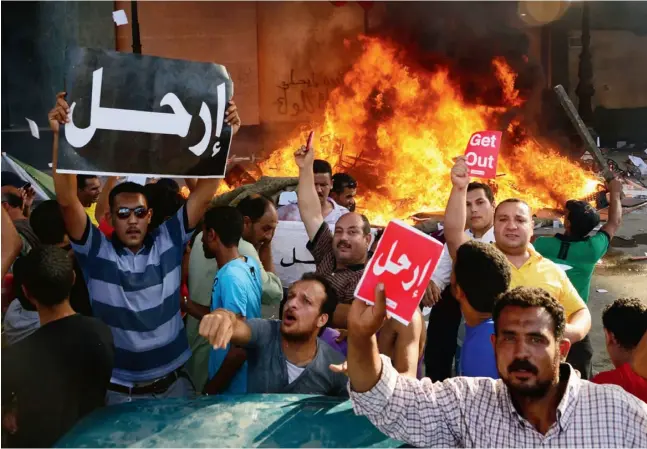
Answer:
[{"left": 591, "top": 297, "right": 647, "bottom": 402}]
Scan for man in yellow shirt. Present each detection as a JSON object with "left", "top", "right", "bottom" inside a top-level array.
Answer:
[
  {"left": 77, "top": 175, "right": 102, "bottom": 226},
  {"left": 444, "top": 157, "right": 591, "bottom": 351}
]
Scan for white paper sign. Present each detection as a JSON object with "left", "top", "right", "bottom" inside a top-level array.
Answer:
[
  {"left": 126, "top": 175, "right": 147, "bottom": 185},
  {"left": 112, "top": 10, "right": 128, "bottom": 26},
  {"left": 272, "top": 221, "right": 325, "bottom": 288},
  {"left": 26, "top": 118, "right": 39, "bottom": 139},
  {"left": 271, "top": 220, "right": 378, "bottom": 288}
]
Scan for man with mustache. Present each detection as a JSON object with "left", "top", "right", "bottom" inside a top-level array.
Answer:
[
  {"left": 330, "top": 173, "right": 358, "bottom": 212},
  {"left": 278, "top": 159, "right": 349, "bottom": 225},
  {"left": 199, "top": 273, "right": 347, "bottom": 396},
  {"left": 444, "top": 157, "right": 592, "bottom": 348},
  {"left": 346, "top": 285, "right": 647, "bottom": 446},
  {"left": 424, "top": 181, "right": 496, "bottom": 381},
  {"left": 295, "top": 144, "right": 425, "bottom": 378},
  {"left": 49, "top": 92, "right": 240, "bottom": 404}
]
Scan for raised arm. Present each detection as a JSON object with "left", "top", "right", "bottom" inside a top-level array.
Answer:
[
  {"left": 95, "top": 177, "right": 118, "bottom": 223},
  {"left": 185, "top": 101, "right": 241, "bottom": 229},
  {"left": 295, "top": 143, "right": 324, "bottom": 241},
  {"left": 49, "top": 92, "right": 89, "bottom": 241},
  {"left": 444, "top": 157, "right": 471, "bottom": 259},
  {"left": 600, "top": 178, "right": 623, "bottom": 240},
  {"left": 347, "top": 285, "right": 461, "bottom": 447},
  {"left": 199, "top": 308, "right": 252, "bottom": 349},
  {"left": 1, "top": 209, "right": 21, "bottom": 278}
]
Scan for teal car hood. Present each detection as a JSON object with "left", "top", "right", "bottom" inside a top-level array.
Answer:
[{"left": 56, "top": 394, "right": 404, "bottom": 448}]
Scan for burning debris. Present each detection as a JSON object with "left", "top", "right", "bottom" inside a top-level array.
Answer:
[{"left": 258, "top": 37, "right": 600, "bottom": 225}]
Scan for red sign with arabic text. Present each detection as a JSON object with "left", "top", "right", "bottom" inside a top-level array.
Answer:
[
  {"left": 464, "top": 130, "right": 502, "bottom": 179},
  {"left": 355, "top": 220, "right": 443, "bottom": 325}
]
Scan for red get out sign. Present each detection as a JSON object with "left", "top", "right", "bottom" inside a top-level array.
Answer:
[
  {"left": 464, "top": 130, "right": 502, "bottom": 179},
  {"left": 355, "top": 220, "right": 443, "bottom": 325}
]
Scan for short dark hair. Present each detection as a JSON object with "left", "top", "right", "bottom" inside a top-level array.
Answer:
[
  {"left": 144, "top": 183, "right": 185, "bottom": 229},
  {"left": 109, "top": 181, "right": 148, "bottom": 211},
  {"left": 280, "top": 273, "right": 339, "bottom": 329},
  {"left": 12, "top": 256, "right": 36, "bottom": 311},
  {"left": 493, "top": 287, "right": 566, "bottom": 340},
  {"left": 1, "top": 192, "right": 23, "bottom": 209},
  {"left": 22, "top": 246, "right": 74, "bottom": 307},
  {"left": 454, "top": 241, "right": 510, "bottom": 313},
  {"left": 313, "top": 159, "right": 333, "bottom": 176},
  {"left": 77, "top": 174, "right": 98, "bottom": 189},
  {"left": 565, "top": 200, "right": 600, "bottom": 238},
  {"left": 332, "top": 173, "right": 357, "bottom": 193},
  {"left": 155, "top": 178, "right": 180, "bottom": 193},
  {"left": 203, "top": 206, "right": 243, "bottom": 248},
  {"left": 467, "top": 182, "right": 495, "bottom": 205},
  {"left": 495, "top": 198, "right": 531, "bottom": 216},
  {"left": 30, "top": 200, "right": 66, "bottom": 245},
  {"left": 602, "top": 297, "right": 647, "bottom": 350},
  {"left": 236, "top": 195, "right": 273, "bottom": 223}
]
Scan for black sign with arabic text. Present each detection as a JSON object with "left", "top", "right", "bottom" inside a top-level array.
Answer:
[{"left": 58, "top": 47, "right": 234, "bottom": 178}]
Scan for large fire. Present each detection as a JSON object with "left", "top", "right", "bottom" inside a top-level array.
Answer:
[{"left": 257, "top": 37, "right": 599, "bottom": 225}]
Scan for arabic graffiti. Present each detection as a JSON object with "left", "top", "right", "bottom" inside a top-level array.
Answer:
[
  {"left": 274, "top": 69, "right": 343, "bottom": 117},
  {"left": 280, "top": 247, "right": 316, "bottom": 268},
  {"left": 65, "top": 67, "right": 226, "bottom": 157},
  {"left": 372, "top": 240, "right": 433, "bottom": 297}
]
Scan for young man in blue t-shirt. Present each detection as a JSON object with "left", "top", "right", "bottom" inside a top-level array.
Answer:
[
  {"left": 182, "top": 206, "right": 262, "bottom": 394},
  {"left": 451, "top": 241, "right": 511, "bottom": 378}
]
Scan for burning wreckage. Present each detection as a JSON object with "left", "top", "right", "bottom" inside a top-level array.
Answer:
[{"left": 210, "top": 37, "right": 646, "bottom": 231}]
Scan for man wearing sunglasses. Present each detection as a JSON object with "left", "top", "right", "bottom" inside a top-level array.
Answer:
[{"left": 48, "top": 92, "right": 241, "bottom": 405}]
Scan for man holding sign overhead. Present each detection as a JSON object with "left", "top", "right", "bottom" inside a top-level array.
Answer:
[
  {"left": 49, "top": 91, "right": 241, "bottom": 404},
  {"left": 444, "top": 154, "right": 592, "bottom": 348}
]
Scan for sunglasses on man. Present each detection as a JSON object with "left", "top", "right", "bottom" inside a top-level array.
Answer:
[{"left": 115, "top": 206, "right": 149, "bottom": 220}]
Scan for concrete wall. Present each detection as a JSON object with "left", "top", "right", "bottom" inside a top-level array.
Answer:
[
  {"left": 113, "top": 1, "right": 365, "bottom": 157},
  {"left": 568, "top": 29, "right": 647, "bottom": 109}
]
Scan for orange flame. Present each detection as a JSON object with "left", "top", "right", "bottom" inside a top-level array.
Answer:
[{"left": 259, "top": 37, "right": 599, "bottom": 225}]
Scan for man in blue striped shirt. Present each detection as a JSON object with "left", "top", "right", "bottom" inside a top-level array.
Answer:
[{"left": 48, "top": 92, "right": 241, "bottom": 404}]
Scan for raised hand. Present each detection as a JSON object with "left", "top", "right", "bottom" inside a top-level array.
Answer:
[
  {"left": 348, "top": 283, "right": 388, "bottom": 340},
  {"left": 294, "top": 143, "right": 315, "bottom": 170},
  {"left": 199, "top": 309, "right": 238, "bottom": 349},
  {"left": 225, "top": 100, "right": 241, "bottom": 136},
  {"left": 451, "top": 156, "right": 470, "bottom": 189},
  {"left": 48, "top": 92, "right": 70, "bottom": 134}
]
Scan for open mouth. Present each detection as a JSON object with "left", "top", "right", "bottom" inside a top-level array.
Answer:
[
  {"left": 283, "top": 311, "right": 297, "bottom": 325},
  {"left": 337, "top": 243, "right": 351, "bottom": 251},
  {"left": 126, "top": 229, "right": 141, "bottom": 236}
]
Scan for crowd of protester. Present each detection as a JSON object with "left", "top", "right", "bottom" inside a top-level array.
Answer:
[{"left": 1, "top": 94, "right": 646, "bottom": 447}]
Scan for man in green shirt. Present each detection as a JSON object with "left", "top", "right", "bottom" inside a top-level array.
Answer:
[{"left": 534, "top": 179, "right": 623, "bottom": 378}]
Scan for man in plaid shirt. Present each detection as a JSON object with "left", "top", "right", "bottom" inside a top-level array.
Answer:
[{"left": 346, "top": 285, "right": 647, "bottom": 447}]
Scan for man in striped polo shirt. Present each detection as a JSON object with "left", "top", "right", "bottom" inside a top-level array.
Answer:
[{"left": 48, "top": 92, "right": 241, "bottom": 404}]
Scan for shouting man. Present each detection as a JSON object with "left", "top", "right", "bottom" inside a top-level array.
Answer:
[{"left": 200, "top": 273, "right": 347, "bottom": 396}]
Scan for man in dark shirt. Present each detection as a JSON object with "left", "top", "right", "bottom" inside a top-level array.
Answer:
[{"left": 1, "top": 246, "right": 114, "bottom": 447}]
